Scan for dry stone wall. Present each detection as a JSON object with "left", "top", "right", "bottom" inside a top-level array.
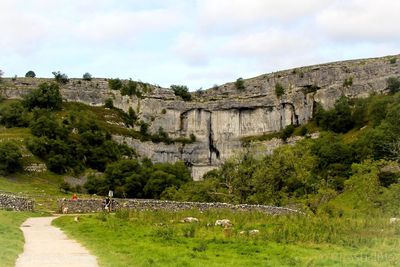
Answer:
[
  {"left": 58, "top": 198, "right": 300, "bottom": 215},
  {"left": 0, "top": 193, "right": 34, "bottom": 211},
  {"left": 1, "top": 55, "right": 399, "bottom": 180}
]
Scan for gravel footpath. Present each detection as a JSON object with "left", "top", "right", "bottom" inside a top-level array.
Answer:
[{"left": 15, "top": 216, "right": 98, "bottom": 267}]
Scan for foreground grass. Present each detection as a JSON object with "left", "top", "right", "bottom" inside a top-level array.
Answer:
[
  {"left": 54, "top": 210, "right": 400, "bottom": 267},
  {"left": 0, "top": 211, "right": 43, "bottom": 267}
]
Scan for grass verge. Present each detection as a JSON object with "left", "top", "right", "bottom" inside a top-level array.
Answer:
[
  {"left": 53, "top": 209, "right": 400, "bottom": 267},
  {"left": 0, "top": 211, "right": 43, "bottom": 267}
]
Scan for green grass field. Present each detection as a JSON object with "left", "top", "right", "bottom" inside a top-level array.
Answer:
[
  {"left": 53, "top": 210, "right": 400, "bottom": 267},
  {"left": 0, "top": 211, "right": 43, "bottom": 267}
]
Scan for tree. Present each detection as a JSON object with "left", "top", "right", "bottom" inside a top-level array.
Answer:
[
  {"left": 104, "top": 98, "right": 113, "bottom": 109},
  {"left": 23, "top": 82, "right": 63, "bottom": 110},
  {"left": 0, "top": 142, "right": 22, "bottom": 174},
  {"left": 0, "top": 69, "right": 3, "bottom": 81},
  {"left": 52, "top": 71, "right": 69, "bottom": 84},
  {"left": 314, "top": 96, "right": 354, "bottom": 133},
  {"left": 0, "top": 102, "right": 30, "bottom": 127},
  {"left": 387, "top": 77, "right": 400, "bottom": 94},
  {"left": 108, "top": 78, "right": 123, "bottom": 90},
  {"left": 25, "top": 71, "right": 36, "bottom": 78},
  {"left": 275, "top": 83, "right": 285, "bottom": 97},
  {"left": 235, "top": 78, "right": 245, "bottom": 91},
  {"left": 170, "top": 85, "right": 191, "bottom": 101},
  {"left": 82, "top": 72, "right": 92, "bottom": 81}
]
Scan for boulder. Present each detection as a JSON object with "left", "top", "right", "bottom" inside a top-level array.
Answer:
[
  {"left": 181, "top": 217, "right": 199, "bottom": 223},
  {"left": 215, "top": 219, "right": 232, "bottom": 227},
  {"left": 249, "top": 229, "right": 260, "bottom": 236}
]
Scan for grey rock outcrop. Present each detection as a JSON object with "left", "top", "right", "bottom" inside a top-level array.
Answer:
[{"left": 1, "top": 55, "right": 399, "bottom": 180}]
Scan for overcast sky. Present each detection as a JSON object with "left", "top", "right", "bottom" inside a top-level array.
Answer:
[{"left": 1, "top": 0, "right": 400, "bottom": 90}]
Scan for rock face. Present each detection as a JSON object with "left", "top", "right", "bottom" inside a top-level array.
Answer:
[{"left": 1, "top": 55, "right": 399, "bottom": 180}]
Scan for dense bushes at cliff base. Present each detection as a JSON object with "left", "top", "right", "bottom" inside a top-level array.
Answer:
[
  {"left": 84, "top": 160, "right": 191, "bottom": 199},
  {"left": 27, "top": 111, "right": 135, "bottom": 173}
]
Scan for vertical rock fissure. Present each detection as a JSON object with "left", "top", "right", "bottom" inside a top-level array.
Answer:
[{"left": 208, "top": 112, "right": 220, "bottom": 164}]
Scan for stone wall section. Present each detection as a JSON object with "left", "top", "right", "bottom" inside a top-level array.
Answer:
[
  {"left": 0, "top": 193, "right": 35, "bottom": 211},
  {"left": 58, "top": 198, "right": 300, "bottom": 215}
]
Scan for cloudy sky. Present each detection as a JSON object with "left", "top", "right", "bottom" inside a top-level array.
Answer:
[{"left": 1, "top": 0, "right": 399, "bottom": 90}]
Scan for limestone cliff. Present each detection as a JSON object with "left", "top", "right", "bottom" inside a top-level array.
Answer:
[{"left": 1, "top": 54, "right": 399, "bottom": 180}]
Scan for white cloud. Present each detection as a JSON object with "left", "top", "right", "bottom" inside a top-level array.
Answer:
[
  {"left": 76, "top": 8, "right": 181, "bottom": 44},
  {"left": 173, "top": 33, "right": 210, "bottom": 66},
  {"left": 317, "top": 0, "right": 400, "bottom": 42},
  {"left": 196, "top": 0, "right": 324, "bottom": 33}
]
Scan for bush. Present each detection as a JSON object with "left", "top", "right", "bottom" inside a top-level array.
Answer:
[
  {"left": 314, "top": 96, "right": 354, "bottom": 133},
  {"left": 387, "top": 77, "right": 400, "bottom": 94},
  {"left": 139, "top": 121, "right": 149, "bottom": 135},
  {"left": 343, "top": 77, "right": 353, "bottom": 87},
  {"left": 299, "top": 125, "right": 308, "bottom": 136},
  {"left": 121, "top": 79, "right": 139, "bottom": 97},
  {"left": 281, "top": 125, "right": 295, "bottom": 141},
  {"left": 0, "top": 102, "right": 30, "bottom": 128},
  {"left": 389, "top": 57, "right": 397, "bottom": 64},
  {"left": 0, "top": 142, "right": 22, "bottom": 174},
  {"left": 108, "top": 78, "right": 123, "bottom": 90},
  {"left": 275, "top": 83, "right": 285, "bottom": 97},
  {"left": 190, "top": 133, "right": 196, "bottom": 142},
  {"left": 171, "top": 85, "right": 191, "bottom": 101},
  {"left": 82, "top": 72, "right": 92, "bottom": 81},
  {"left": 23, "top": 82, "right": 62, "bottom": 111},
  {"left": 235, "top": 78, "right": 245, "bottom": 91},
  {"left": 104, "top": 98, "right": 114, "bottom": 109},
  {"left": 25, "top": 71, "right": 36, "bottom": 78},
  {"left": 52, "top": 71, "right": 69, "bottom": 84}
]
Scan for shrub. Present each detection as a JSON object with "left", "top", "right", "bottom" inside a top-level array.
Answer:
[
  {"left": 161, "top": 109, "right": 166, "bottom": 114},
  {"left": 23, "top": 82, "right": 62, "bottom": 111},
  {"left": 139, "top": 121, "right": 149, "bottom": 135},
  {"left": 343, "top": 77, "right": 353, "bottom": 87},
  {"left": 275, "top": 83, "right": 285, "bottom": 97},
  {"left": 314, "top": 96, "right": 354, "bottom": 133},
  {"left": 281, "top": 124, "right": 295, "bottom": 141},
  {"left": 83, "top": 72, "right": 92, "bottom": 81},
  {"left": 387, "top": 77, "right": 400, "bottom": 94},
  {"left": 52, "top": 71, "right": 69, "bottom": 84},
  {"left": 0, "top": 142, "right": 22, "bottom": 174},
  {"left": 389, "top": 57, "right": 397, "bottom": 64},
  {"left": 59, "top": 181, "right": 71, "bottom": 193},
  {"left": 235, "top": 78, "right": 245, "bottom": 91},
  {"left": 171, "top": 85, "right": 191, "bottom": 101},
  {"left": 108, "top": 78, "right": 123, "bottom": 90},
  {"left": 104, "top": 98, "right": 114, "bottom": 109},
  {"left": 25, "top": 71, "right": 36, "bottom": 78},
  {"left": 121, "top": 79, "right": 140, "bottom": 97},
  {"left": 299, "top": 125, "right": 308, "bottom": 136},
  {"left": 0, "top": 102, "right": 30, "bottom": 127},
  {"left": 190, "top": 133, "right": 196, "bottom": 142}
]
